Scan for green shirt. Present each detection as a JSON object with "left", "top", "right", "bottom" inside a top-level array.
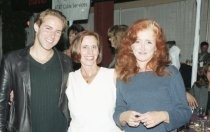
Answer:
[{"left": 29, "top": 53, "right": 67, "bottom": 132}]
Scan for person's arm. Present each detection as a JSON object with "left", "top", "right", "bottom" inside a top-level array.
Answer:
[
  {"left": 113, "top": 71, "right": 140, "bottom": 128},
  {"left": 0, "top": 56, "right": 12, "bottom": 131},
  {"left": 113, "top": 78, "right": 143, "bottom": 128},
  {"left": 186, "top": 92, "right": 198, "bottom": 109},
  {"left": 164, "top": 67, "right": 192, "bottom": 131},
  {"left": 113, "top": 80, "right": 126, "bottom": 128},
  {"left": 114, "top": 80, "right": 136, "bottom": 129}
]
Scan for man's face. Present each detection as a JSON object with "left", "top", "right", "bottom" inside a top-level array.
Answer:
[
  {"left": 201, "top": 45, "right": 209, "bottom": 53},
  {"left": 34, "top": 15, "right": 63, "bottom": 51}
]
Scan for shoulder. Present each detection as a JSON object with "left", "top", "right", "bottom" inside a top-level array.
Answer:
[
  {"left": 99, "top": 67, "right": 115, "bottom": 75},
  {"left": 68, "top": 69, "right": 80, "bottom": 82},
  {"left": 2, "top": 47, "right": 29, "bottom": 62},
  {"left": 55, "top": 49, "right": 73, "bottom": 69},
  {"left": 192, "top": 83, "right": 199, "bottom": 88},
  {"left": 98, "top": 67, "right": 116, "bottom": 82},
  {"left": 100, "top": 67, "right": 114, "bottom": 72},
  {"left": 206, "top": 53, "right": 210, "bottom": 57},
  {"left": 55, "top": 49, "right": 71, "bottom": 61},
  {"left": 167, "top": 65, "right": 180, "bottom": 75},
  {"left": 169, "top": 46, "right": 180, "bottom": 53},
  {"left": 69, "top": 69, "right": 79, "bottom": 75}
]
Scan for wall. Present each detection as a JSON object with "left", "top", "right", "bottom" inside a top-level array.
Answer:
[{"left": 81, "top": 0, "right": 210, "bottom": 63}]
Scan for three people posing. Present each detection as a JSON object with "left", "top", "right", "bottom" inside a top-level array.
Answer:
[{"left": 0, "top": 8, "right": 191, "bottom": 132}]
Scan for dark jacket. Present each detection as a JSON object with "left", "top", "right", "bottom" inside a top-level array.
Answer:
[{"left": 0, "top": 46, "right": 73, "bottom": 132}]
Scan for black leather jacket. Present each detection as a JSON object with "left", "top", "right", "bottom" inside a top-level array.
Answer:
[{"left": 0, "top": 47, "right": 73, "bottom": 132}]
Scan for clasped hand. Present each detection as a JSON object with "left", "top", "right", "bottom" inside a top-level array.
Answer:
[{"left": 121, "top": 111, "right": 169, "bottom": 128}]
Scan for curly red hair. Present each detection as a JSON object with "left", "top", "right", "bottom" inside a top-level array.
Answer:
[{"left": 115, "top": 19, "right": 170, "bottom": 82}]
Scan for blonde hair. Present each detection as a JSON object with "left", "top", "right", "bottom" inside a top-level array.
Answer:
[
  {"left": 108, "top": 25, "right": 128, "bottom": 49},
  {"left": 34, "top": 9, "right": 67, "bottom": 31}
]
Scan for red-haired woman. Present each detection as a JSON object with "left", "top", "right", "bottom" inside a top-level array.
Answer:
[{"left": 113, "top": 19, "right": 191, "bottom": 131}]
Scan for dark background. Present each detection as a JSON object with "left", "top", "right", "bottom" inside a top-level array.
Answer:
[{"left": 0, "top": 0, "right": 136, "bottom": 54}]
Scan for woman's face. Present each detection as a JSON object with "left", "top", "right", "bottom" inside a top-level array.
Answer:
[
  {"left": 206, "top": 66, "right": 210, "bottom": 82},
  {"left": 69, "top": 31, "right": 77, "bottom": 44},
  {"left": 131, "top": 28, "right": 156, "bottom": 68},
  {"left": 108, "top": 36, "right": 115, "bottom": 48},
  {"left": 80, "top": 35, "right": 99, "bottom": 66}
]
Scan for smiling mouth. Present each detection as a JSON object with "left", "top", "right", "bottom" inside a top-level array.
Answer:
[
  {"left": 138, "top": 52, "right": 147, "bottom": 55},
  {"left": 85, "top": 56, "right": 94, "bottom": 60}
]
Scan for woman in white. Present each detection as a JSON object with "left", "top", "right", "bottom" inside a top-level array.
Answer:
[{"left": 66, "top": 31, "right": 122, "bottom": 132}]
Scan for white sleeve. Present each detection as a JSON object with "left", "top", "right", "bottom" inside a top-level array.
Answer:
[{"left": 169, "top": 46, "right": 181, "bottom": 69}]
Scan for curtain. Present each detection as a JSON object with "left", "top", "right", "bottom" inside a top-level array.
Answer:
[
  {"left": 82, "top": 0, "right": 209, "bottom": 63},
  {"left": 114, "top": 0, "right": 196, "bottom": 63}
]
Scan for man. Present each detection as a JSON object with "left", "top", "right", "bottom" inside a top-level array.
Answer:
[
  {"left": 166, "top": 40, "right": 181, "bottom": 69},
  {"left": 198, "top": 41, "right": 210, "bottom": 78},
  {"left": 0, "top": 9, "right": 73, "bottom": 132}
]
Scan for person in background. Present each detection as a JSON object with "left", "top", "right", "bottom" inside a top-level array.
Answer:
[
  {"left": 166, "top": 40, "right": 181, "bottom": 70},
  {"left": 180, "top": 60, "right": 198, "bottom": 109},
  {"left": 64, "top": 24, "right": 85, "bottom": 70},
  {"left": 167, "top": 41, "right": 197, "bottom": 109},
  {"left": 64, "top": 24, "right": 85, "bottom": 56},
  {"left": 186, "top": 92, "right": 198, "bottom": 109},
  {"left": 0, "top": 9, "right": 73, "bottom": 132},
  {"left": 113, "top": 19, "right": 191, "bottom": 131},
  {"left": 190, "top": 63, "right": 210, "bottom": 114},
  {"left": 180, "top": 60, "right": 192, "bottom": 91},
  {"left": 66, "top": 31, "right": 122, "bottom": 132},
  {"left": 187, "top": 41, "right": 210, "bottom": 110},
  {"left": 107, "top": 25, "right": 128, "bottom": 68},
  {"left": 198, "top": 41, "right": 210, "bottom": 81},
  {"left": 25, "top": 13, "right": 35, "bottom": 47}
]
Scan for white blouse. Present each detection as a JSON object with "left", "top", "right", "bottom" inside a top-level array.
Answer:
[{"left": 66, "top": 67, "right": 122, "bottom": 132}]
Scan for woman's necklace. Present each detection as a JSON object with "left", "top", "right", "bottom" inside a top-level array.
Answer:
[{"left": 81, "top": 66, "right": 99, "bottom": 83}]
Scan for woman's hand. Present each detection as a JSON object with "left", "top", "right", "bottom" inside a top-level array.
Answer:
[
  {"left": 119, "top": 111, "right": 141, "bottom": 127},
  {"left": 186, "top": 92, "right": 198, "bottom": 109},
  {"left": 139, "top": 111, "right": 169, "bottom": 128}
]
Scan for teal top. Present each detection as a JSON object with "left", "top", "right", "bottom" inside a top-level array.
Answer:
[
  {"left": 29, "top": 53, "right": 67, "bottom": 132},
  {"left": 114, "top": 65, "right": 191, "bottom": 132}
]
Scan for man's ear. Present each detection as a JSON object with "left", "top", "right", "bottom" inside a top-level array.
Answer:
[{"left": 34, "top": 23, "right": 39, "bottom": 32}]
